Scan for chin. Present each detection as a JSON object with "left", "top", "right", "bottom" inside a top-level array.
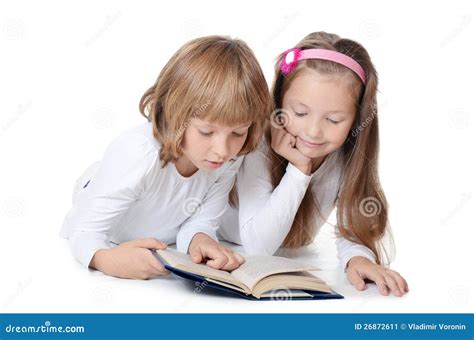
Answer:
[
  {"left": 299, "top": 148, "right": 326, "bottom": 159},
  {"left": 296, "top": 142, "right": 327, "bottom": 158}
]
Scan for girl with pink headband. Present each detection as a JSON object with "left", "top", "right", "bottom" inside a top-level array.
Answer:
[{"left": 219, "top": 31, "right": 408, "bottom": 297}]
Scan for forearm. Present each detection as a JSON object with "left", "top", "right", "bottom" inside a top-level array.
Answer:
[
  {"left": 68, "top": 231, "right": 111, "bottom": 268},
  {"left": 89, "top": 248, "right": 110, "bottom": 271},
  {"left": 336, "top": 236, "right": 376, "bottom": 272},
  {"left": 239, "top": 163, "right": 311, "bottom": 255}
]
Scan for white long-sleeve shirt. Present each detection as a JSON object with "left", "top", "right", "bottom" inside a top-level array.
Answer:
[
  {"left": 218, "top": 140, "right": 376, "bottom": 270},
  {"left": 60, "top": 122, "right": 243, "bottom": 268}
]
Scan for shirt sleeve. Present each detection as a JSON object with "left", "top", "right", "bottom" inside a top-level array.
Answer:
[
  {"left": 237, "top": 147, "right": 313, "bottom": 255},
  {"left": 175, "top": 156, "right": 244, "bottom": 253},
  {"left": 335, "top": 235, "right": 376, "bottom": 272},
  {"left": 62, "top": 132, "right": 158, "bottom": 268}
]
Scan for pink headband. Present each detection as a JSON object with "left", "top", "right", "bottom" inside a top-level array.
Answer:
[{"left": 280, "top": 48, "right": 367, "bottom": 85}]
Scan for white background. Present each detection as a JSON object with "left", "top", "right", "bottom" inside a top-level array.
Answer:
[{"left": 0, "top": 0, "right": 473, "bottom": 313}]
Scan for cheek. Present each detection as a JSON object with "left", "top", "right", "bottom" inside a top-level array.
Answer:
[
  {"left": 230, "top": 136, "right": 247, "bottom": 154},
  {"left": 329, "top": 125, "right": 352, "bottom": 145},
  {"left": 285, "top": 116, "right": 305, "bottom": 135},
  {"left": 182, "top": 130, "right": 208, "bottom": 154}
]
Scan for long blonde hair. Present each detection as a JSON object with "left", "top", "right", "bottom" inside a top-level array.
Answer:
[
  {"left": 139, "top": 36, "right": 272, "bottom": 167},
  {"left": 269, "top": 32, "right": 391, "bottom": 264}
]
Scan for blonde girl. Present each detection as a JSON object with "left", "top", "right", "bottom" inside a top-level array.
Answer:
[{"left": 60, "top": 36, "right": 272, "bottom": 280}]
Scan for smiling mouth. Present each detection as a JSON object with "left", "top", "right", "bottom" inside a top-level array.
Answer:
[{"left": 299, "top": 137, "right": 325, "bottom": 148}]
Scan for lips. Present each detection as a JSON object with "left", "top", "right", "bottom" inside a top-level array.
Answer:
[
  {"left": 299, "top": 137, "right": 325, "bottom": 148},
  {"left": 205, "top": 160, "right": 224, "bottom": 168}
]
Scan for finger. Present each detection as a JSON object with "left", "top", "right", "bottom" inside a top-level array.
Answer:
[
  {"left": 281, "top": 131, "right": 295, "bottom": 148},
  {"left": 146, "top": 250, "right": 170, "bottom": 276},
  {"left": 359, "top": 267, "right": 388, "bottom": 295},
  {"left": 219, "top": 249, "right": 240, "bottom": 271},
  {"left": 221, "top": 258, "right": 238, "bottom": 271},
  {"left": 234, "top": 252, "right": 246, "bottom": 264},
  {"left": 145, "top": 267, "right": 168, "bottom": 279},
  {"left": 290, "top": 135, "right": 296, "bottom": 148},
  {"left": 188, "top": 247, "right": 203, "bottom": 264},
  {"left": 282, "top": 127, "right": 297, "bottom": 138},
  {"left": 204, "top": 247, "right": 229, "bottom": 269},
  {"left": 135, "top": 258, "right": 168, "bottom": 280},
  {"left": 131, "top": 238, "right": 167, "bottom": 250},
  {"left": 286, "top": 135, "right": 297, "bottom": 149},
  {"left": 382, "top": 271, "right": 402, "bottom": 297},
  {"left": 346, "top": 268, "right": 366, "bottom": 291},
  {"left": 147, "top": 265, "right": 169, "bottom": 278},
  {"left": 271, "top": 125, "right": 284, "bottom": 138},
  {"left": 389, "top": 270, "right": 409, "bottom": 294},
  {"left": 371, "top": 272, "right": 389, "bottom": 296}
]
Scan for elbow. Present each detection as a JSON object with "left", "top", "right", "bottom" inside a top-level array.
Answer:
[{"left": 239, "top": 219, "right": 280, "bottom": 256}]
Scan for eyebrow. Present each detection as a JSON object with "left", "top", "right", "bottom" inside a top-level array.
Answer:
[
  {"left": 291, "top": 100, "right": 350, "bottom": 115},
  {"left": 325, "top": 110, "right": 351, "bottom": 115},
  {"left": 291, "top": 99, "right": 309, "bottom": 109},
  {"left": 200, "top": 122, "right": 251, "bottom": 129}
]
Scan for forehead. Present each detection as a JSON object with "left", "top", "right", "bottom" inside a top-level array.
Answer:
[
  {"left": 192, "top": 117, "right": 251, "bottom": 129},
  {"left": 283, "top": 69, "right": 357, "bottom": 114}
]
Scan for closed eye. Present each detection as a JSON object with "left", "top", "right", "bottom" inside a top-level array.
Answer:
[
  {"left": 294, "top": 112, "right": 307, "bottom": 117},
  {"left": 232, "top": 132, "right": 246, "bottom": 137},
  {"left": 199, "top": 130, "right": 213, "bottom": 136},
  {"left": 326, "top": 118, "right": 341, "bottom": 124}
]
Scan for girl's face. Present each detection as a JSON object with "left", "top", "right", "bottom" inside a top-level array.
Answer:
[
  {"left": 179, "top": 118, "right": 251, "bottom": 173},
  {"left": 282, "top": 69, "right": 357, "bottom": 163}
]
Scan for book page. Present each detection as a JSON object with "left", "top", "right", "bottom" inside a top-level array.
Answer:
[
  {"left": 252, "top": 272, "right": 331, "bottom": 298},
  {"left": 230, "top": 256, "right": 318, "bottom": 291}
]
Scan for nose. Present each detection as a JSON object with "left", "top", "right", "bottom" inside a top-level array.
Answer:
[
  {"left": 211, "top": 135, "right": 230, "bottom": 160},
  {"left": 306, "top": 119, "right": 324, "bottom": 139}
]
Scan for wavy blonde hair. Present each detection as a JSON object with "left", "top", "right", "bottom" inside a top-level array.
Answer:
[{"left": 139, "top": 36, "right": 272, "bottom": 167}]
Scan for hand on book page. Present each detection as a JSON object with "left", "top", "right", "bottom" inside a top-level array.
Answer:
[
  {"left": 188, "top": 232, "right": 245, "bottom": 271},
  {"left": 156, "top": 248, "right": 242, "bottom": 288}
]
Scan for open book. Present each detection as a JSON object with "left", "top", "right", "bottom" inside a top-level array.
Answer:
[{"left": 156, "top": 249, "right": 343, "bottom": 300}]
